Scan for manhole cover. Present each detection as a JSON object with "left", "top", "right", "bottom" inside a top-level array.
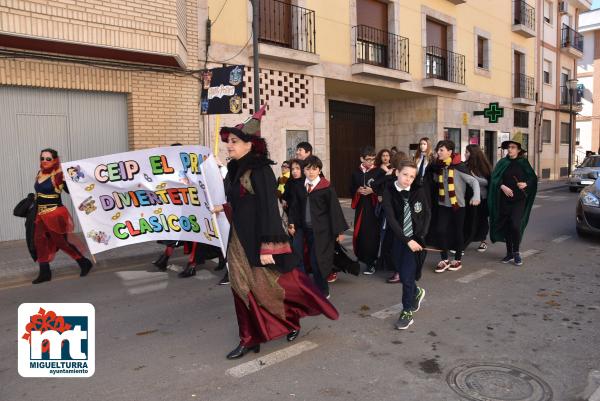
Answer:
[{"left": 447, "top": 363, "right": 553, "bottom": 401}]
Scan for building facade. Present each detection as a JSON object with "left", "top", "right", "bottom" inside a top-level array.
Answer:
[
  {"left": 0, "top": 0, "right": 202, "bottom": 241},
  {"left": 1, "top": 0, "right": 594, "bottom": 240},
  {"left": 207, "top": 0, "right": 543, "bottom": 197},
  {"left": 535, "top": 0, "right": 591, "bottom": 181},
  {"left": 577, "top": 8, "right": 600, "bottom": 160}
]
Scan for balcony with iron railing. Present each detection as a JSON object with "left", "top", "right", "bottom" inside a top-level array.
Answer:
[
  {"left": 513, "top": 73, "right": 535, "bottom": 105},
  {"left": 254, "top": 0, "right": 319, "bottom": 65},
  {"left": 560, "top": 85, "right": 583, "bottom": 112},
  {"left": 561, "top": 23, "right": 584, "bottom": 58},
  {"left": 512, "top": 0, "right": 536, "bottom": 38},
  {"left": 351, "top": 25, "right": 411, "bottom": 82},
  {"left": 422, "top": 46, "right": 466, "bottom": 92}
]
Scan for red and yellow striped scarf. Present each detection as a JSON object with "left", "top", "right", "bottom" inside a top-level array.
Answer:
[{"left": 438, "top": 157, "right": 459, "bottom": 210}]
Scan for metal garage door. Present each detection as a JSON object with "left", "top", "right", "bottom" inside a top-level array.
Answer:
[{"left": 0, "top": 87, "right": 128, "bottom": 241}]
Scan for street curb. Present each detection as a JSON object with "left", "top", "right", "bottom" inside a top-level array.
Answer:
[
  {"left": 0, "top": 251, "right": 189, "bottom": 289},
  {"left": 537, "top": 182, "right": 568, "bottom": 192}
]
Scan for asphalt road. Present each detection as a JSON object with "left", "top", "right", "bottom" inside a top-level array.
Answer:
[{"left": 1, "top": 188, "right": 599, "bottom": 401}]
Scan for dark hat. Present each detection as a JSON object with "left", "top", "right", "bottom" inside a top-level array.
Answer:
[
  {"left": 220, "top": 105, "right": 267, "bottom": 142},
  {"left": 500, "top": 140, "right": 525, "bottom": 151}
]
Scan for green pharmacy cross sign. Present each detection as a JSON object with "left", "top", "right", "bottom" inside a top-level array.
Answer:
[{"left": 473, "top": 102, "right": 504, "bottom": 123}]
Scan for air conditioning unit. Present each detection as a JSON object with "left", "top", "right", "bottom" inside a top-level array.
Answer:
[{"left": 559, "top": 1, "right": 568, "bottom": 14}]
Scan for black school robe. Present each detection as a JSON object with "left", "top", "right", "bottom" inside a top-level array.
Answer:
[
  {"left": 288, "top": 178, "right": 349, "bottom": 277},
  {"left": 350, "top": 167, "right": 383, "bottom": 264},
  {"left": 283, "top": 177, "right": 304, "bottom": 228},
  {"left": 382, "top": 181, "right": 431, "bottom": 280}
]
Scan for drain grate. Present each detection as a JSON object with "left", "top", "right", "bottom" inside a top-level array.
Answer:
[{"left": 447, "top": 362, "right": 553, "bottom": 401}]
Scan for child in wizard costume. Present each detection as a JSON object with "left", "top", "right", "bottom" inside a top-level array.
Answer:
[{"left": 488, "top": 140, "right": 538, "bottom": 266}]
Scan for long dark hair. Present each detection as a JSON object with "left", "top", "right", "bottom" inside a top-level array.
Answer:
[
  {"left": 40, "top": 148, "right": 59, "bottom": 159},
  {"left": 414, "top": 137, "right": 433, "bottom": 162},
  {"left": 466, "top": 144, "right": 492, "bottom": 178},
  {"left": 375, "top": 148, "right": 391, "bottom": 167}
]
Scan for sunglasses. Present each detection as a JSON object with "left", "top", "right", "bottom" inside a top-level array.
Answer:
[{"left": 40, "top": 157, "right": 53, "bottom": 162}]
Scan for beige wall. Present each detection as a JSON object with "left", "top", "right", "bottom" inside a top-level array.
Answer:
[
  {"left": 542, "top": 48, "right": 558, "bottom": 104},
  {"left": 0, "top": 58, "right": 201, "bottom": 149},
  {"left": 0, "top": 0, "right": 201, "bottom": 150},
  {"left": 0, "top": 0, "right": 189, "bottom": 65},
  {"left": 375, "top": 96, "right": 437, "bottom": 152}
]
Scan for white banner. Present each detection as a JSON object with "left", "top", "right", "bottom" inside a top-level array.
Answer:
[{"left": 62, "top": 146, "right": 229, "bottom": 255}]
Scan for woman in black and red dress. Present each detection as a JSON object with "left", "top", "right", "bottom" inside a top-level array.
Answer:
[
  {"left": 32, "top": 148, "right": 93, "bottom": 284},
  {"left": 216, "top": 107, "right": 338, "bottom": 360}
]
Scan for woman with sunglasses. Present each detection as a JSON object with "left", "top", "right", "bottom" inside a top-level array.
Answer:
[{"left": 31, "top": 149, "right": 93, "bottom": 284}]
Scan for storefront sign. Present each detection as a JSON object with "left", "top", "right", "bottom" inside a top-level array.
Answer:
[{"left": 474, "top": 102, "right": 504, "bottom": 123}]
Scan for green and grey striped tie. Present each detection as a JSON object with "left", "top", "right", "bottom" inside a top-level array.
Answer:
[{"left": 403, "top": 198, "right": 413, "bottom": 237}]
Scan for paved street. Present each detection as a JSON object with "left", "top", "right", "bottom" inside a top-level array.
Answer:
[{"left": 1, "top": 188, "right": 599, "bottom": 401}]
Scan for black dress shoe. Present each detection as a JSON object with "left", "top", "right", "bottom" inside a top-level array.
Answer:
[
  {"left": 77, "top": 257, "right": 93, "bottom": 277},
  {"left": 287, "top": 329, "right": 300, "bottom": 342},
  {"left": 219, "top": 272, "right": 230, "bottom": 285},
  {"left": 178, "top": 264, "right": 196, "bottom": 278},
  {"left": 32, "top": 263, "right": 52, "bottom": 284},
  {"left": 226, "top": 343, "right": 260, "bottom": 359},
  {"left": 152, "top": 254, "right": 169, "bottom": 271}
]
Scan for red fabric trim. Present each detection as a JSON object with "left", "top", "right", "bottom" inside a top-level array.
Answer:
[
  {"left": 452, "top": 152, "right": 461, "bottom": 165},
  {"left": 188, "top": 242, "right": 198, "bottom": 263},
  {"left": 232, "top": 269, "right": 338, "bottom": 346},
  {"left": 260, "top": 242, "right": 292, "bottom": 255},
  {"left": 351, "top": 191, "right": 361, "bottom": 209},
  {"left": 353, "top": 209, "right": 363, "bottom": 252},
  {"left": 312, "top": 177, "right": 330, "bottom": 192}
]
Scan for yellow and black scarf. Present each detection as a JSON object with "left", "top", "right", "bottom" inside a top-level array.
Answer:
[{"left": 438, "top": 157, "right": 459, "bottom": 210}]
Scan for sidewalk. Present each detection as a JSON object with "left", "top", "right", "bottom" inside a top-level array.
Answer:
[
  {"left": 537, "top": 179, "right": 568, "bottom": 192},
  {"left": 0, "top": 236, "right": 165, "bottom": 285}
]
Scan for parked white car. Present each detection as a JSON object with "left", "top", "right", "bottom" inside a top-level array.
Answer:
[{"left": 568, "top": 155, "right": 600, "bottom": 192}]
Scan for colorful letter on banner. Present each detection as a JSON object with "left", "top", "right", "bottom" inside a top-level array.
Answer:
[{"left": 62, "top": 146, "right": 229, "bottom": 255}]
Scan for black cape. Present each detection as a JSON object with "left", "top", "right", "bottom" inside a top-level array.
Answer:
[
  {"left": 382, "top": 181, "right": 431, "bottom": 280},
  {"left": 287, "top": 178, "right": 349, "bottom": 277},
  {"left": 225, "top": 153, "right": 298, "bottom": 273},
  {"left": 350, "top": 168, "right": 383, "bottom": 264}
]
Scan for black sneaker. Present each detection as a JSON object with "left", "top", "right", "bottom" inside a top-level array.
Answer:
[
  {"left": 501, "top": 253, "right": 514, "bottom": 264},
  {"left": 394, "top": 310, "right": 414, "bottom": 330},
  {"left": 412, "top": 287, "right": 425, "bottom": 312},
  {"left": 219, "top": 272, "right": 229, "bottom": 285},
  {"left": 363, "top": 264, "right": 376, "bottom": 275},
  {"left": 513, "top": 253, "right": 523, "bottom": 266}
]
